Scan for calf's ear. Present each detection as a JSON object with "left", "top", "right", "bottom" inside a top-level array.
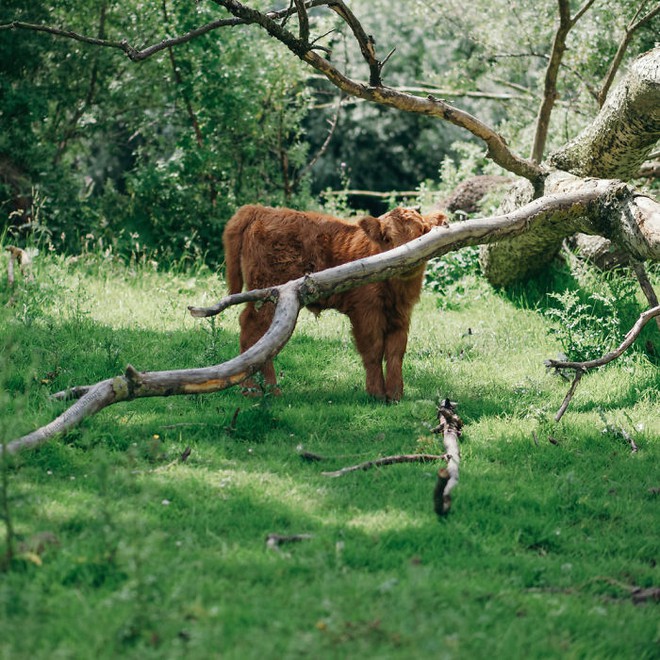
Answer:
[{"left": 358, "top": 216, "right": 387, "bottom": 244}]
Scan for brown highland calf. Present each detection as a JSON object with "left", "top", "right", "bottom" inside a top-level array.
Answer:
[{"left": 223, "top": 204, "right": 447, "bottom": 401}]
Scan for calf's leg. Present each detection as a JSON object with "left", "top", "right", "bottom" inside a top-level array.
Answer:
[
  {"left": 384, "top": 327, "right": 409, "bottom": 402},
  {"left": 239, "top": 302, "right": 279, "bottom": 393},
  {"left": 349, "top": 312, "right": 386, "bottom": 400}
]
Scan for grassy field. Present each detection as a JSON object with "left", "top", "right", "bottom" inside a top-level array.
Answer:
[{"left": 1, "top": 250, "right": 658, "bottom": 659}]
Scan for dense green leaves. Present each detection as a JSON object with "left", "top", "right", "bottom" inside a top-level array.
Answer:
[
  {"left": 1, "top": 0, "right": 657, "bottom": 260},
  {"left": 1, "top": 1, "right": 314, "bottom": 263}
]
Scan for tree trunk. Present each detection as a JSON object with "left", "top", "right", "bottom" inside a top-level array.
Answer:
[
  {"left": 550, "top": 48, "right": 660, "bottom": 179},
  {"left": 481, "top": 48, "right": 660, "bottom": 286}
]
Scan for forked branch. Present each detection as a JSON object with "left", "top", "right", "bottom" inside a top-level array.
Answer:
[{"left": 546, "top": 304, "right": 660, "bottom": 421}]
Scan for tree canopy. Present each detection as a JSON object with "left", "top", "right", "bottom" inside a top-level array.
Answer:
[{"left": 3, "top": 1, "right": 657, "bottom": 263}]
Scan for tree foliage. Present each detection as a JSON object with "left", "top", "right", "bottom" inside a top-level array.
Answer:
[
  {"left": 4, "top": 1, "right": 657, "bottom": 263},
  {"left": 1, "top": 0, "right": 315, "bottom": 263}
]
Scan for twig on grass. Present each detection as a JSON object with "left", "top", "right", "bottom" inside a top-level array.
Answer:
[
  {"left": 266, "top": 533, "right": 313, "bottom": 551},
  {"left": 598, "top": 410, "right": 638, "bottom": 454},
  {"left": 321, "top": 453, "right": 446, "bottom": 478}
]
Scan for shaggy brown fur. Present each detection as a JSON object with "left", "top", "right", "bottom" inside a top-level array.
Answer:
[{"left": 223, "top": 204, "right": 447, "bottom": 401}]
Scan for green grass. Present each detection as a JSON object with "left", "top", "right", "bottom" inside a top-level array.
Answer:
[{"left": 1, "top": 252, "right": 659, "bottom": 659}]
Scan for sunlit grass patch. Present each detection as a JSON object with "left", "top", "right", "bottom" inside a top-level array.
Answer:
[{"left": 1, "top": 253, "right": 658, "bottom": 658}]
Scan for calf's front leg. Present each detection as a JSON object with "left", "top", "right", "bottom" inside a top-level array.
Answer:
[
  {"left": 384, "top": 327, "right": 409, "bottom": 402},
  {"left": 349, "top": 312, "right": 386, "bottom": 400},
  {"left": 239, "top": 303, "right": 280, "bottom": 394}
]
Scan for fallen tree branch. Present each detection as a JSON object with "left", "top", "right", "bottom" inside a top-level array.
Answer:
[
  {"left": 431, "top": 399, "right": 463, "bottom": 516},
  {"left": 5, "top": 186, "right": 659, "bottom": 453},
  {"left": 321, "top": 454, "right": 445, "bottom": 478},
  {"left": 4, "top": 283, "right": 301, "bottom": 454},
  {"left": 546, "top": 304, "right": 660, "bottom": 421}
]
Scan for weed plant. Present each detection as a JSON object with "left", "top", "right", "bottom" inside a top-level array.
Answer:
[{"left": 0, "top": 246, "right": 658, "bottom": 659}]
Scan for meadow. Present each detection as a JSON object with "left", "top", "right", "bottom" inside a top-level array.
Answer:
[{"left": 1, "top": 248, "right": 658, "bottom": 659}]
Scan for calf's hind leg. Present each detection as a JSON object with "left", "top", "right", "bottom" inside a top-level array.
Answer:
[
  {"left": 384, "top": 326, "right": 409, "bottom": 402},
  {"left": 238, "top": 302, "right": 280, "bottom": 394}
]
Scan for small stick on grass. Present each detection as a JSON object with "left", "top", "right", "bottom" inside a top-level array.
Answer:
[
  {"left": 266, "top": 533, "right": 313, "bottom": 550},
  {"left": 431, "top": 399, "right": 463, "bottom": 516},
  {"left": 321, "top": 453, "right": 446, "bottom": 478}
]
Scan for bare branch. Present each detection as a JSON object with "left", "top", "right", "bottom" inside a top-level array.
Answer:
[
  {"left": 161, "top": 0, "right": 204, "bottom": 148},
  {"left": 3, "top": 2, "right": 543, "bottom": 182},
  {"left": 545, "top": 304, "right": 660, "bottom": 373},
  {"left": 188, "top": 286, "right": 280, "bottom": 318},
  {"left": 632, "top": 262, "right": 660, "bottom": 330},
  {"left": 293, "top": 0, "right": 309, "bottom": 43},
  {"left": 572, "top": 0, "right": 597, "bottom": 25},
  {"left": 553, "top": 369, "right": 583, "bottom": 423},
  {"left": 547, "top": 303, "right": 660, "bottom": 421},
  {"left": 208, "top": 2, "right": 544, "bottom": 182},
  {"left": 322, "top": 454, "right": 445, "bottom": 478},
  {"left": 0, "top": 17, "right": 242, "bottom": 61},
  {"left": 530, "top": 0, "right": 595, "bottom": 163},
  {"left": 598, "top": 2, "right": 660, "bottom": 106},
  {"left": 292, "top": 94, "right": 343, "bottom": 189},
  {"left": 326, "top": 0, "right": 382, "bottom": 86}
]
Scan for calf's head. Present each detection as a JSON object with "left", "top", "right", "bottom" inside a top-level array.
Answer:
[{"left": 358, "top": 207, "right": 447, "bottom": 250}]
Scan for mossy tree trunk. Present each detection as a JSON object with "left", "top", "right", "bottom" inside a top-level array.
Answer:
[{"left": 480, "top": 48, "right": 660, "bottom": 286}]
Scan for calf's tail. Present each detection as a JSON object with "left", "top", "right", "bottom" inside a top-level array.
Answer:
[{"left": 222, "top": 205, "right": 257, "bottom": 294}]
